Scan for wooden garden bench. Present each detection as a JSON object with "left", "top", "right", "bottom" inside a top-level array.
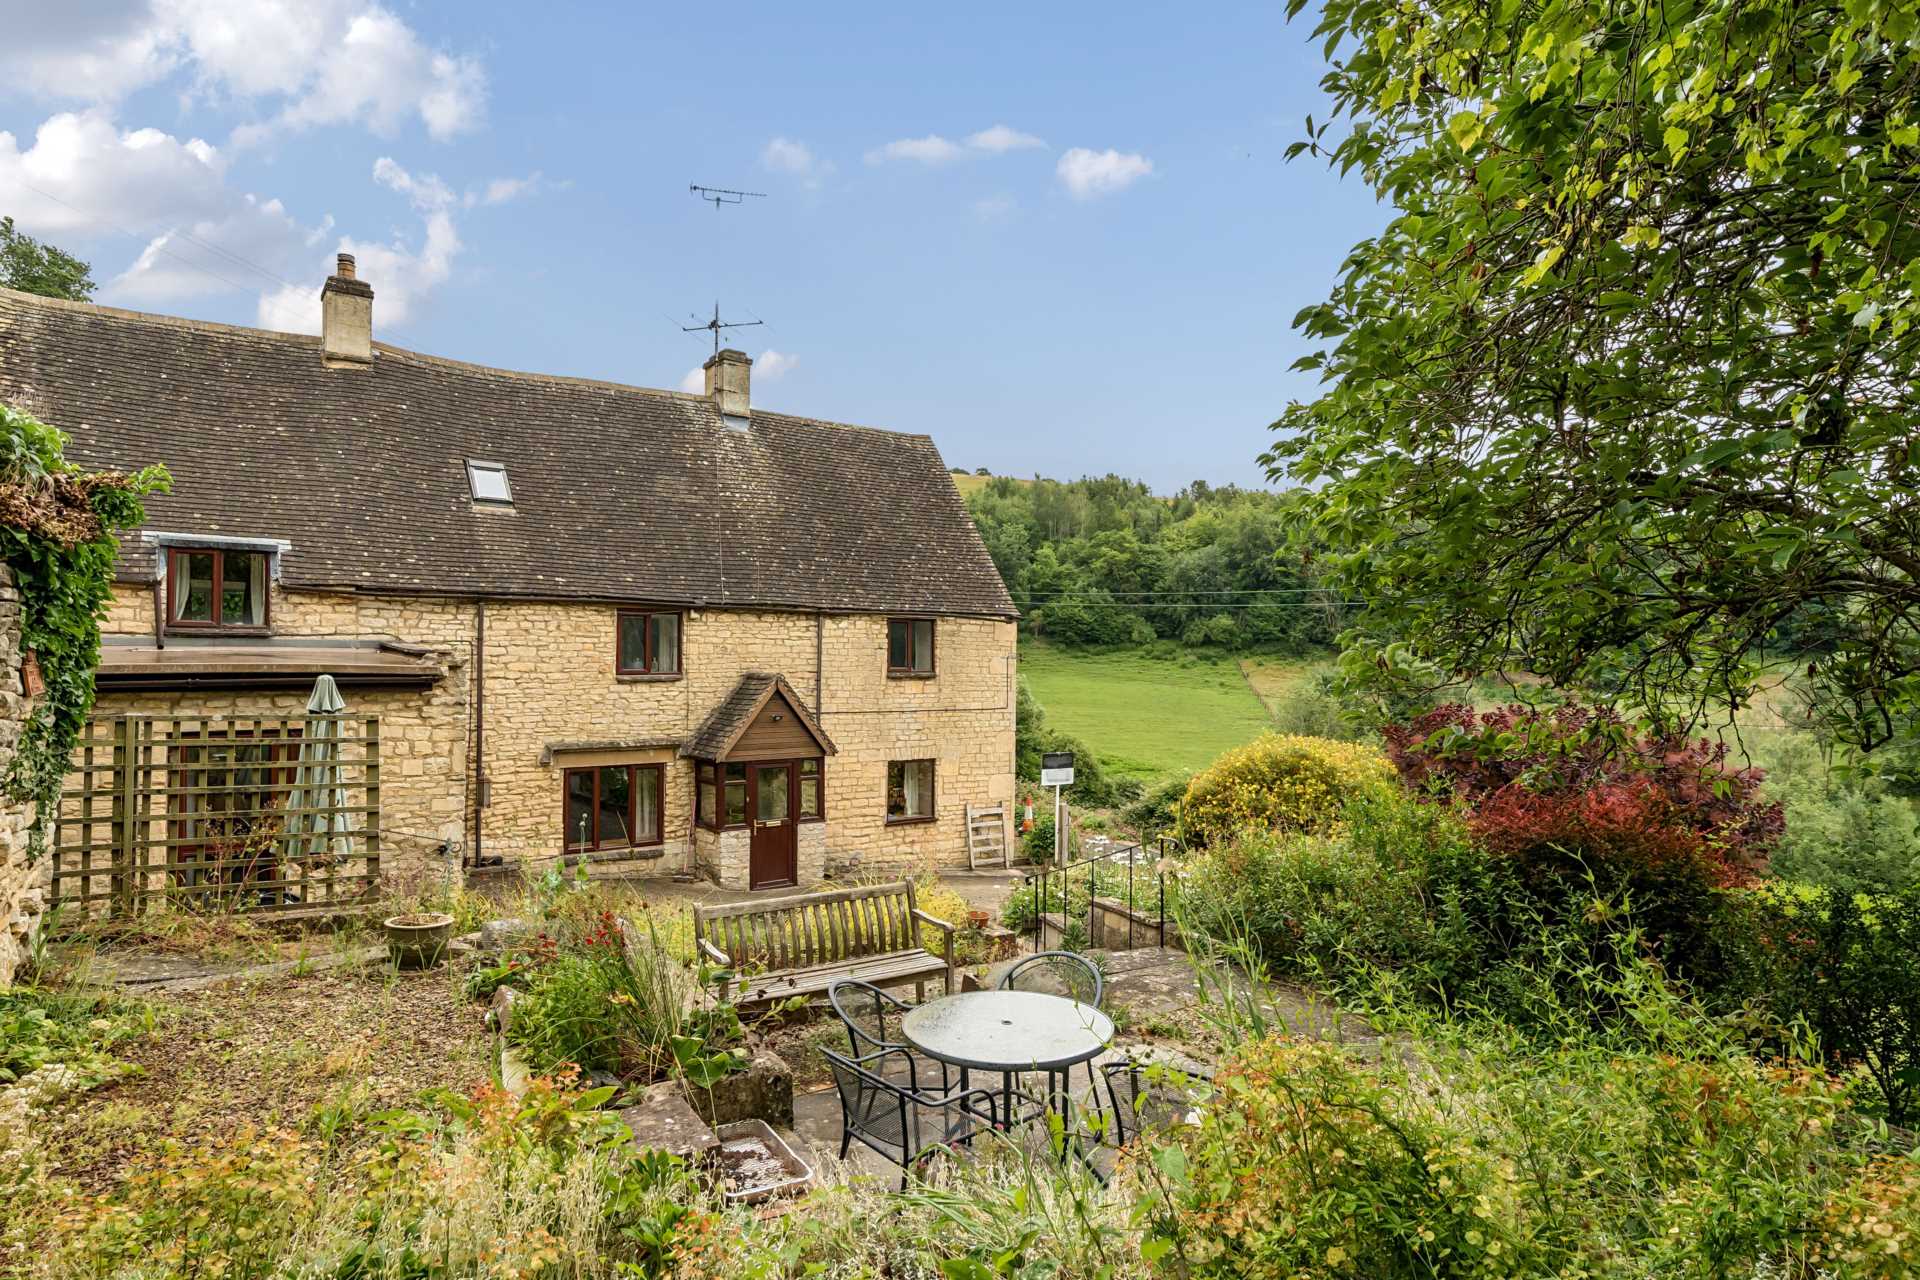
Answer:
[{"left": 692, "top": 880, "right": 957, "bottom": 1007}]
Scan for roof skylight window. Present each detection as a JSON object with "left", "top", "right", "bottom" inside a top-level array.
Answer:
[{"left": 466, "top": 459, "right": 513, "bottom": 505}]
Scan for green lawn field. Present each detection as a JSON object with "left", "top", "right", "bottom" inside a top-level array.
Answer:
[{"left": 1018, "top": 641, "right": 1282, "bottom": 781}]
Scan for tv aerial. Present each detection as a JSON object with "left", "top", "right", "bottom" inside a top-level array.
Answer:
[
  {"left": 682, "top": 302, "right": 764, "bottom": 358},
  {"left": 689, "top": 184, "right": 765, "bottom": 210}
]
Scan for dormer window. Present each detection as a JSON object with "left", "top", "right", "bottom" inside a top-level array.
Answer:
[
  {"left": 167, "top": 548, "right": 269, "bottom": 631},
  {"left": 466, "top": 459, "right": 513, "bottom": 505}
]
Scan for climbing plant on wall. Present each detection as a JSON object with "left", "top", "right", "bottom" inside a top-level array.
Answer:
[{"left": 0, "top": 402, "right": 167, "bottom": 857}]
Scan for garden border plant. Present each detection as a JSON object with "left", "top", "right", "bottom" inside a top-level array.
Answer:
[{"left": 0, "top": 402, "right": 166, "bottom": 858}]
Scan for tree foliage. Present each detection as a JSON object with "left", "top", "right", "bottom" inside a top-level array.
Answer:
[
  {"left": 1270, "top": 1, "right": 1920, "bottom": 773},
  {"left": 0, "top": 217, "right": 95, "bottom": 301},
  {"left": 965, "top": 474, "right": 1342, "bottom": 651}
]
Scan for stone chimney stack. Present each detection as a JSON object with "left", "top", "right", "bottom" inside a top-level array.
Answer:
[
  {"left": 703, "top": 348, "right": 751, "bottom": 417},
  {"left": 320, "top": 253, "right": 373, "bottom": 367}
]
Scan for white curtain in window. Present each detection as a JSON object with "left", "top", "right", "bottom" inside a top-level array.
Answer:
[
  {"left": 244, "top": 553, "right": 268, "bottom": 625},
  {"left": 903, "top": 760, "right": 927, "bottom": 816}
]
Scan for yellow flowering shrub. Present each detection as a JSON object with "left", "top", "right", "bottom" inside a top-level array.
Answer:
[{"left": 1179, "top": 733, "right": 1393, "bottom": 848}]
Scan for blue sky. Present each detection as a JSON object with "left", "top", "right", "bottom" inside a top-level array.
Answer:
[{"left": 0, "top": 2, "right": 1385, "bottom": 491}]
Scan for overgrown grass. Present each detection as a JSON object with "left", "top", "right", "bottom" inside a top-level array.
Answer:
[{"left": 1019, "top": 639, "right": 1274, "bottom": 780}]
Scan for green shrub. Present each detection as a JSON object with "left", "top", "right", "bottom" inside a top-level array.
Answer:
[
  {"left": 1121, "top": 772, "right": 1190, "bottom": 842},
  {"left": 1154, "top": 951, "right": 1876, "bottom": 1280},
  {"left": 1264, "top": 667, "right": 1370, "bottom": 742},
  {"left": 1179, "top": 733, "right": 1392, "bottom": 848},
  {"left": 1171, "top": 826, "right": 1434, "bottom": 983},
  {"left": 507, "top": 911, "right": 744, "bottom": 1086},
  {"left": 0, "top": 987, "right": 145, "bottom": 1086},
  {"left": 1749, "top": 883, "right": 1920, "bottom": 1126}
]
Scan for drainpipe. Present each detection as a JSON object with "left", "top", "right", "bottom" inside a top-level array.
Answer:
[
  {"left": 814, "top": 612, "right": 824, "bottom": 709},
  {"left": 151, "top": 577, "right": 165, "bottom": 650},
  {"left": 471, "top": 600, "right": 486, "bottom": 867}
]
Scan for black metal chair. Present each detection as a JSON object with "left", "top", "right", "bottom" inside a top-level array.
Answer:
[
  {"left": 823, "top": 1047, "right": 1007, "bottom": 1190},
  {"left": 998, "top": 950, "right": 1104, "bottom": 1007},
  {"left": 996, "top": 951, "right": 1107, "bottom": 1106},
  {"left": 1100, "top": 1057, "right": 1213, "bottom": 1147},
  {"left": 827, "top": 978, "right": 952, "bottom": 1091}
]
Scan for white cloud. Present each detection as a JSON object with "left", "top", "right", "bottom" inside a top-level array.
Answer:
[
  {"left": 756, "top": 349, "right": 799, "bottom": 380},
  {"left": 761, "top": 137, "right": 817, "bottom": 175},
  {"left": 1056, "top": 147, "right": 1154, "bottom": 199},
  {"left": 0, "top": 4, "right": 497, "bottom": 338},
  {"left": 0, "top": 111, "right": 228, "bottom": 234},
  {"left": 678, "top": 367, "right": 706, "bottom": 394},
  {"left": 1, "top": 1, "right": 485, "bottom": 142},
  {"left": 0, "top": 4, "right": 179, "bottom": 101},
  {"left": 966, "top": 124, "right": 1046, "bottom": 153},
  {"left": 113, "top": 196, "right": 331, "bottom": 304},
  {"left": 866, "top": 134, "right": 963, "bottom": 166},
  {"left": 474, "top": 172, "right": 542, "bottom": 206}
]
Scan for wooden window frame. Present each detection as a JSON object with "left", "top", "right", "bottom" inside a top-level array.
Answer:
[
  {"left": 885, "top": 757, "right": 936, "bottom": 825},
  {"left": 695, "top": 760, "right": 716, "bottom": 829},
  {"left": 165, "top": 547, "right": 272, "bottom": 634},
  {"left": 615, "top": 608, "right": 684, "bottom": 679},
  {"left": 562, "top": 762, "right": 664, "bottom": 853},
  {"left": 797, "top": 757, "right": 825, "bottom": 823},
  {"left": 886, "top": 616, "right": 937, "bottom": 678},
  {"left": 717, "top": 761, "right": 749, "bottom": 830},
  {"left": 699, "top": 756, "right": 824, "bottom": 828}
]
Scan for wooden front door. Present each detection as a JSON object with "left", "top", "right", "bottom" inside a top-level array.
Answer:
[{"left": 748, "top": 762, "right": 797, "bottom": 890}]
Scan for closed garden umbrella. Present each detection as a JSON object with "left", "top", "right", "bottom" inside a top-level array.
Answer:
[{"left": 284, "top": 674, "right": 353, "bottom": 868}]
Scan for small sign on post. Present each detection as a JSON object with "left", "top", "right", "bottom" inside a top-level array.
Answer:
[{"left": 1041, "top": 751, "right": 1075, "bottom": 866}]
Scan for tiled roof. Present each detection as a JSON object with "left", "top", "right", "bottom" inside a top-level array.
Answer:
[
  {"left": 681, "top": 673, "right": 836, "bottom": 759},
  {"left": 0, "top": 287, "right": 1017, "bottom": 619}
]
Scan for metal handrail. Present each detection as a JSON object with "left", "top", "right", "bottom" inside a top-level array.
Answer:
[{"left": 1021, "top": 834, "right": 1180, "bottom": 952}]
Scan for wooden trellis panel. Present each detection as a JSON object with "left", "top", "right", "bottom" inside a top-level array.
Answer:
[{"left": 52, "top": 714, "right": 381, "bottom": 919}]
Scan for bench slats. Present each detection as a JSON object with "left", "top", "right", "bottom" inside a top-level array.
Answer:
[{"left": 692, "top": 879, "right": 957, "bottom": 1004}]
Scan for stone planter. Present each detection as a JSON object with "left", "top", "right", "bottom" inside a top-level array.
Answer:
[
  {"left": 384, "top": 912, "right": 455, "bottom": 969},
  {"left": 682, "top": 1045, "right": 793, "bottom": 1128}
]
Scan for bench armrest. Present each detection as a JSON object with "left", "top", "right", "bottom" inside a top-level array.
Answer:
[
  {"left": 911, "top": 908, "right": 957, "bottom": 977},
  {"left": 697, "top": 938, "right": 732, "bottom": 966}
]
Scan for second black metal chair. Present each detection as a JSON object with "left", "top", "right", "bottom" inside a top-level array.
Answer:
[
  {"left": 997, "top": 950, "right": 1104, "bottom": 1007},
  {"left": 828, "top": 977, "right": 952, "bottom": 1091},
  {"left": 823, "top": 1047, "right": 1006, "bottom": 1190}
]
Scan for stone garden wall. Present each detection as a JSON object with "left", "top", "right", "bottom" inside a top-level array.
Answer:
[{"left": 0, "top": 566, "right": 43, "bottom": 985}]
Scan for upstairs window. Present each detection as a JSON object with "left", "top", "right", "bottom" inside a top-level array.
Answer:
[
  {"left": 168, "top": 548, "right": 269, "bottom": 631},
  {"left": 616, "top": 610, "right": 682, "bottom": 676},
  {"left": 887, "top": 618, "right": 935, "bottom": 676}
]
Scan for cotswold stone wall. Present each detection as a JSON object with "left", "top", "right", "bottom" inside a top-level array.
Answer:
[
  {"left": 88, "top": 583, "right": 475, "bottom": 883},
  {"left": 0, "top": 566, "right": 43, "bottom": 986},
  {"left": 88, "top": 583, "right": 1017, "bottom": 890}
]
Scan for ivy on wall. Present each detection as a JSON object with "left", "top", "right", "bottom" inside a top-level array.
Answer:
[{"left": 0, "top": 402, "right": 167, "bottom": 859}]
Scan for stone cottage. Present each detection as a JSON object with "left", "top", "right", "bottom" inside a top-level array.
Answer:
[{"left": 0, "top": 260, "right": 1017, "bottom": 903}]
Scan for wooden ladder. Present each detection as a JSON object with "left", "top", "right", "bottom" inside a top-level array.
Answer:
[{"left": 965, "top": 803, "right": 1010, "bottom": 870}]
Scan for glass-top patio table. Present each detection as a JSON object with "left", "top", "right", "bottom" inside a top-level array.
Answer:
[{"left": 900, "top": 989, "right": 1115, "bottom": 1133}]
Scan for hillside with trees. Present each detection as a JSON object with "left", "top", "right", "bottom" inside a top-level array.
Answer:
[{"left": 963, "top": 474, "right": 1342, "bottom": 652}]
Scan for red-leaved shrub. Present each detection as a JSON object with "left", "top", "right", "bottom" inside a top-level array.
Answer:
[{"left": 1382, "top": 703, "right": 1783, "bottom": 894}]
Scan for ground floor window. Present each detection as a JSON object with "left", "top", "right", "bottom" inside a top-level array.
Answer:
[
  {"left": 565, "top": 763, "right": 662, "bottom": 852},
  {"left": 886, "top": 758, "right": 935, "bottom": 823}
]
